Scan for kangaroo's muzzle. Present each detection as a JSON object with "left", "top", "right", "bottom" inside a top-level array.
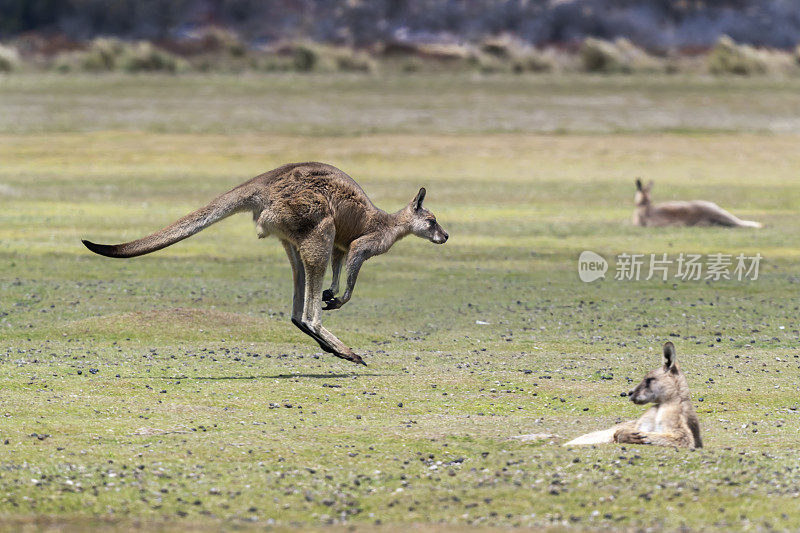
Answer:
[{"left": 432, "top": 228, "right": 449, "bottom": 244}]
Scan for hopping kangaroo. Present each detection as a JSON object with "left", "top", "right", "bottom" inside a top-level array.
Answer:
[
  {"left": 82, "top": 162, "right": 449, "bottom": 366},
  {"left": 633, "top": 179, "right": 762, "bottom": 228},
  {"left": 565, "top": 342, "right": 702, "bottom": 448}
]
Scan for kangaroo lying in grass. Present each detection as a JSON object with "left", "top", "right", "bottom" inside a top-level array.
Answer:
[
  {"left": 633, "top": 179, "right": 762, "bottom": 228},
  {"left": 565, "top": 342, "right": 702, "bottom": 448},
  {"left": 83, "top": 162, "right": 449, "bottom": 366}
]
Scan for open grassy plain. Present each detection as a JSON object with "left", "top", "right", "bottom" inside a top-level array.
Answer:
[{"left": 1, "top": 73, "right": 800, "bottom": 531}]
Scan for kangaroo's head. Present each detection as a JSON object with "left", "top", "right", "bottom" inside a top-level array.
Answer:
[
  {"left": 634, "top": 178, "right": 654, "bottom": 207},
  {"left": 407, "top": 188, "right": 448, "bottom": 244},
  {"left": 627, "top": 342, "right": 688, "bottom": 405}
]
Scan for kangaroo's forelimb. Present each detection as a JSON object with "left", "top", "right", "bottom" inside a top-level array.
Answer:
[
  {"left": 323, "top": 237, "right": 375, "bottom": 311},
  {"left": 613, "top": 427, "right": 689, "bottom": 447},
  {"left": 322, "top": 248, "right": 346, "bottom": 303}
]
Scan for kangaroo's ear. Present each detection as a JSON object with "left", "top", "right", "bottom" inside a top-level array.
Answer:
[
  {"left": 635, "top": 178, "right": 643, "bottom": 191},
  {"left": 412, "top": 187, "right": 426, "bottom": 211},
  {"left": 662, "top": 341, "right": 676, "bottom": 371},
  {"left": 645, "top": 180, "right": 654, "bottom": 192}
]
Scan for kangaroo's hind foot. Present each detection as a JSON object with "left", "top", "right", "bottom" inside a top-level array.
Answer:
[
  {"left": 291, "top": 318, "right": 366, "bottom": 366},
  {"left": 333, "top": 346, "right": 366, "bottom": 366}
]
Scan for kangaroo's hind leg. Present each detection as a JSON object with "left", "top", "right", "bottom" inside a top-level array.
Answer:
[
  {"left": 282, "top": 239, "right": 338, "bottom": 356},
  {"left": 298, "top": 220, "right": 366, "bottom": 366},
  {"left": 281, "top": 240, "right": 305, "bottom": 322}
]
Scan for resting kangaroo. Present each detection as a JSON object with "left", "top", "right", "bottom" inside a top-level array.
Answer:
[
  {"left": 82, "top": 162, "right": 449, "bottom": 366},
  {"left": 564, "top": 342, "right": 702, "bottom": 448},
  {"left": 633, "top": 178, "right": 762, "bottom": 228}
]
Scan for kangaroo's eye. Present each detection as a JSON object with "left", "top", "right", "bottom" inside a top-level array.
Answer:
[{"left": 428, "top": 219, "right": 436, "bottom": 227}]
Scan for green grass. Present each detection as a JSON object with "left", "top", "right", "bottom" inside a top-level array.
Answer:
[
  {"left": 3, "top": 73, "right": 800, "bottom": 135},
  {"left": 1, "top": 73, "right": 799, "bottom": 532}
]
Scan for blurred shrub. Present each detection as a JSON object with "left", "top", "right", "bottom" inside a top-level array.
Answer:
[
  {"left": 415, "top": 43, "right": 472, "bottom": 63},
  {"left": 249, "top": 53, "right": 294, "bottom": 72},
  {"left": 380, "top": 40, "right": 476, "bottom": 71},
  {"left": 479, "top": 36, "right": 554, "bottom": 73},
  {"left": 290, "top": 42, "right": 318, "bottom": 71},
  {"left": 511, "top": 49, "right": 555, "bottom": 73},
  {"left": 82, "top": 37, "right": 126, "bottom": 71},
  {"left": 580, "top": 37, "right": 625, "bottom": 72},
  {"left": 52, "top": 52, "right": 81, "bottom": 72},
  {"left": 468, "top": 51, "right": 507, "bottom": 73},
  {"left": 708, "top": 35, "right": 767, "bottom": 75},
  {"left": 198, "top": 27, "right": 245, "bottom": 57},
  {"left": 272, "top": 42, "right": 376, "bottom": 73},
  {"left": 333, "top": 48, "right": 376, "bottom": 72},
  {"left": 51, "top": 38, "right": 184, "bottom": 73},
  {"left": 614, "top": 38, "right": 663, "bottom": 72},
  {"left": 122, "top": 42, "right": 184, "bottom": 72},
  {"left": 480, "top": 36, "right": 516, "bottom": 59},
  {"left": 0, "top": 43, "right": 20, "bottom": 72},
  {"left": 580, "top": 37, "right": 662, "bottom": 73},
  {"left": 399, "top": 57, "right": 423, "bottom": 73}
]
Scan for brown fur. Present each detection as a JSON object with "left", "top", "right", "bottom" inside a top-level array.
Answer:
[
  {"left": 565, "top": 342, "right": 702, "bottom": 449},
  {"left": 633, "top": 178, "right": 762, "bottom": 228},
  {"left": 83, "top": 162, "right": 448, "bottom": 365}
]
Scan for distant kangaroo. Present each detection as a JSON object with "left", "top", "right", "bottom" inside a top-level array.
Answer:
[
  {"left": 564, "top": 342, "right": 702, "bottom": 448},
  {"left": 633, "top": 178, "right": 762, "bottom": 228},
  {"left": 82, "top": 162, "right": 449, "bottom": 365}
]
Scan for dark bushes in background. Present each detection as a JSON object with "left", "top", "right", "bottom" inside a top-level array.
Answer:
[
  {"left": 2, "top": 0, "right": 800, "bottom": 51},
  {"left": 1, "top": 32, "right": 798, "bottom": 76}
]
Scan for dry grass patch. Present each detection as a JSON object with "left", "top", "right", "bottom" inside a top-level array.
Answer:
[{"left": 62, "top": 307, "right": 270, "bottom": 341}]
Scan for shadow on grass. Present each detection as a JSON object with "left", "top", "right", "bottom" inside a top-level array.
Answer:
[{"left": 126, "top": 373, "right": 384, "bottom": 380}]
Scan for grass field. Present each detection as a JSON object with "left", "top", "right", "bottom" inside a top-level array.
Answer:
[{"left": 1, "top": 73, "right": 800, "bottom": 532}]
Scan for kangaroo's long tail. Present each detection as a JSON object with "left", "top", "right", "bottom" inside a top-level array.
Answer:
[
  {"left": 82, "top": 186, "right": 254, "bottom": 258},
  {"left": 718, "top": 213, "right": 763, "bottom": 228},
  {"left": 705, "top": 203, "right": 763, "bottom": 229},
  {"left": 736, "top": 219, "right": 763, "bottom": 229}
]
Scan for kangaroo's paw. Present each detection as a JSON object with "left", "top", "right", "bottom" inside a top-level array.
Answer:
[
  {"left": 322, "top": 297, "right": 344, "bottom": 311},
  {"left": 322, "top": 289, "right": 336, "bottom": 302},
  {"left": 614, "top": 428, "right": 648, "bottom": 445}
]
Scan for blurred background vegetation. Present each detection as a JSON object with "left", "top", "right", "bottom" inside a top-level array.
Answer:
[{"left": 1, "top": 0, "right": 800, "bottom": 75}]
